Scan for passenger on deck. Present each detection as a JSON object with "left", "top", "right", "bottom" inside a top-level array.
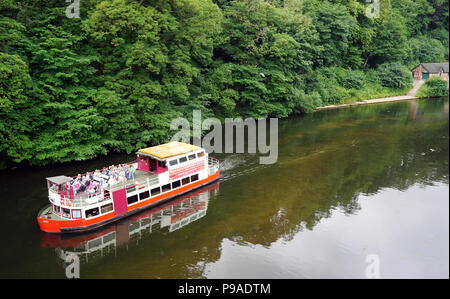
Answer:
[{"left": 129, "top": 164, "right": 135, "bottom": 179}]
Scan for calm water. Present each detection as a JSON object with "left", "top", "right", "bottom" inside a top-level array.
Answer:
[{"left": 0, "top": 98, "right": 448, "bottom": 279}]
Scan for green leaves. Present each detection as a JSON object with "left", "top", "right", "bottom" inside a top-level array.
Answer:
[
  {"left": 0, "top": 0, "right": 448, "bottom": 167},
  {"left": 417, "top": 77, "right": 450, "bottom": 98},
  {"left": 0, "top": 52, "right": 29, "bottom": 111},
  {"left": 375, "top": 62, "right": 412, "bottom": 89}
]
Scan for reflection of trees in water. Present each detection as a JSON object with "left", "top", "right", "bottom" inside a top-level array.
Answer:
[
  {"left": 220, "top": 98, "right": 449, "bottom": 248},
  {"left": 182, "top": 99, "right": 449, "bottom": 278},
  {"left": 56, "top": 99, "right": 448, "bottom": 278}
]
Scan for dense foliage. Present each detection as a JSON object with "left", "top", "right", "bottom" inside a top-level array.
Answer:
[
  {"left": 417, "top": 76, "right": 450, "bottom": 97},
  {"left": 0, "top": 0, "right": 448, "bottom": 167}
]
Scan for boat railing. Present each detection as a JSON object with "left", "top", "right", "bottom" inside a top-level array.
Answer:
[
  {"left": 107, "top": 173, "right": 159, "bottom": 193},
  {"left": 53, "top": 172, "right": 159, "bottom": 209},
  {"left": 70, "top": 161, "right": 137, "bottom": 181},
  {"left": 207, "top": 157, "right": 220, "bottom": 176},
  {"left": 52, "top": 160, "right": 162, "bottom": 209},
  {"left": 66, "top": 173, "right": 159, "bottom": 208}
]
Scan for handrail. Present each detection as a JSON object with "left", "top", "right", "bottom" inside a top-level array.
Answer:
[
  {"left": 207, "top": 157, "right": 220, "bottom": 175},
  {"left": 69, "top": 161, "right": 137, "bottom": 180},
  {"left": 58, "top": 173, "right": 159, "bottom": 209}
]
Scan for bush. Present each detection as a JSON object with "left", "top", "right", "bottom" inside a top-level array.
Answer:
[
  {"left": 417, "top": 77, "right": 449, "bottom": 97},
  {"left": 342, "top": 69, "right": 365, "bottom": 89},
  {"left": 292, "top": 89, "right": 322, "bottom": 114},
  {"left": 375, "top": 62, "right": 412, "bottom": 89}
]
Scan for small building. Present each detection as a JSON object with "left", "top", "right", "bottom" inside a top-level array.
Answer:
[{"left": 411, "top": 62, "right": 449, "bottom": 81}]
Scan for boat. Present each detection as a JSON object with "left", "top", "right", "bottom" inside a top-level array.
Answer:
[
  {"left": 41, "top": 182, "right": 219, "bottom": 259},
  {"left": 37, "top": 142, "right": 220, "bottom": 233}
]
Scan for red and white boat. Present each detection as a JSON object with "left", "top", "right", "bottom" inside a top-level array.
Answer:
[{"left": 37, "top": 142, "right": 220, "bottom": 233}]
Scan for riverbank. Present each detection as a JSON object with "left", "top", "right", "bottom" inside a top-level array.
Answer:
[
  {"left": 316, "top": 95, "right": 419, "bottom": 111},
  {"left": 316, "top": 80, "right": 425, "bottom": 111},
  {"left": 2, "top": 97, "right": 448, "bottom": 278}
]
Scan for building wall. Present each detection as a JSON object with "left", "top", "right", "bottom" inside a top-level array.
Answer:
[
  {"left": 412, "top": 64, "right": 449, "bottom": 81},
  {"left": 412, "top": 65, "right": 425, "bottom": 79},
  {"left": 430, "top": 72, "right": 449, "bottom": 82}
]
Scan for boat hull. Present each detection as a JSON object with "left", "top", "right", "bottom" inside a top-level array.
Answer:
[{"left": 37, "top": 171, "right": 220, "bottom": 234}]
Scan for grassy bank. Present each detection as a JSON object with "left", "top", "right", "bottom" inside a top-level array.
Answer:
[
  {"left": 338, "top": 84, "right": 412, "bottom": 104},
  {"left": 416, "top": 77, "right": 450, "bottom": 98}
]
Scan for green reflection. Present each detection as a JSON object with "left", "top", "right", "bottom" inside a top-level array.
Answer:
[{"left": 0, "top": 98, "right": 447, "bottom": 278}]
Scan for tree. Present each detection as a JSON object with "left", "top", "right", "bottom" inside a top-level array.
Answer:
[
  {"left": 375, "top": 62, "right": 412, "bottom": 89},
  {"left": 305, "top": 0, "right": 356, "bottom": 67}
]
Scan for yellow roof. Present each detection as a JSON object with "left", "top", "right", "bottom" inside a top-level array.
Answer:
[{"left": 138, "top": 142, "right": 201, "bottom": 159}]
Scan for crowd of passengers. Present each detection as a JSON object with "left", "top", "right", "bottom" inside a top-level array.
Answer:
[{"left": 70, "top": 163, "right": 137, "bottom": 197}]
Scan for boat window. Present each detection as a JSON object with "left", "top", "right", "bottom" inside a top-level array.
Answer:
[
  {"left": 126, "top": 186, "right": 136, "bottom": 193},
  {"left": 179, "top": 156, "right": 187, "bottom": 163},
  {"left": 48, "top": 182, "right": 58, "bottom": 192},
  {"left": 139, "top": 190, "right": 150, "bottom": 201},
  {"left": 191, "top": 174, "right": 199, "bottom": 182},
  {"left": 158, "top": 160, "right": 167, "bottom": 168},
  {"left": 172, "top": 180, "right": 181, "bottom": 189},
  {"left": 101, "top": 203, "right": 113, "bottom": 214},
  {"left": 127, "top": 194, "right": 138, "bottom": 205},
  {"left": 188, "top": 154, "right": 196, "bottom": 160},
  {"left": 182, "top": 177, "right": 190, "bottom": 185},
  {"left": 169, "top": 159, "right": 178, "bottom": 166},
  {"left": 62, "top": 208, "right": 71, "bottom": 218},
  {"left": 197, "top": 151, "right": 205, "bottom": 158},
  {"left": 53, "top": 205, "right": 60, "bottom": 214},
  {"left": 85, "top": 207, "right": 100, "bottom": 218},
  {"left": 72, "top": 209, "right": 82, "bottom": 219},
  {"left": 162, "top": 183, "right": 171, "bottom": 193},
  {"left": 151, "top": 187, "right": 161, "bottom": 196}
]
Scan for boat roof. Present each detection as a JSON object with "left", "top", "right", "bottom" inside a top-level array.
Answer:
[
  {"left": 137, "top": 142, "right": 201, "bottom": 160},
  {"left": 46, "top": 175, "right": 73, "bottom": 185}
]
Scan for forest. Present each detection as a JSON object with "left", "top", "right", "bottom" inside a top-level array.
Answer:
[{"left": 0, "top": 0, "right": 449, "bottom": 168}]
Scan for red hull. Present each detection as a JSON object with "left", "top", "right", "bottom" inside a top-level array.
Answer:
[{"left": 37, "top": 171, "right": 219, "bottom": 233}]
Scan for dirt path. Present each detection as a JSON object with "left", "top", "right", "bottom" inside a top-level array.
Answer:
[{"left": 407, "top": 79, "right": 425, "bottom": 96}]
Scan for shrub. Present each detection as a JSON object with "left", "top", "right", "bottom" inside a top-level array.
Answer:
[
  {"left": 342, "top": 69, "right": 365, "bottom": 89},
  {"left": 417, "top": 77, "right": 449, "bottom": 97},
  {"left": 375, "top": 62, "right": 412, "bottom": 89}
]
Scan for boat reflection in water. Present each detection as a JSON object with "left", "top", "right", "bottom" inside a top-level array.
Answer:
[{"left": 41, "top": 182, "right": 219, "bottom": 266}]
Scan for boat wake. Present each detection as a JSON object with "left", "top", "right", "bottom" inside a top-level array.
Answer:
[{"left": 218, "top": 154, "right": 270, "bottom": 182}]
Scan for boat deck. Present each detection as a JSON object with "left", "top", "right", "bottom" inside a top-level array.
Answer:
[{"left": 68, "top": 170, "right": 159, "bottom": 208}]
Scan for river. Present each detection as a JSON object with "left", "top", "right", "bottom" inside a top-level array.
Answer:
[{"left": 0, "top": 98, "right": 448, "bottom": 278}]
